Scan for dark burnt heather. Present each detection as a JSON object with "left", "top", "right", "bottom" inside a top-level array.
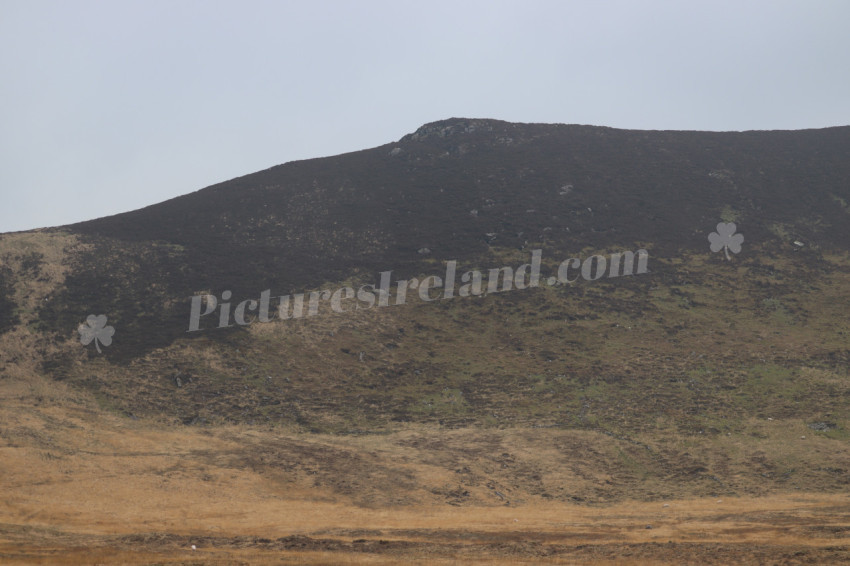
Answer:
[
  {"left": 70, "top": 118, "right": 850, "bottom": 260},
  {"left": 38, "top": 119, "right": 850, "bottom": 354}
]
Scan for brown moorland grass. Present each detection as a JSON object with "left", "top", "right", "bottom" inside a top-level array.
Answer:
[
  {"left": 1, "top": 227, "right": 848, "bottom": 564},
  {"left": 1, "top": 379, "right": 848, "bottom": 564}
]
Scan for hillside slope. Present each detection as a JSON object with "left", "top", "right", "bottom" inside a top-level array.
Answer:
[
  {"left": 1, "top": 119, "right": 850, "bottom": 562},
  {"left": 0, "top": 117, "right": 847, "bottom": 444}
]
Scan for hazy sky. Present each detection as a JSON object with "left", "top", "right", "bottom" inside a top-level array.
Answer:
[{"left": 1, "top": 0, "right": 848, "bottom": 233}]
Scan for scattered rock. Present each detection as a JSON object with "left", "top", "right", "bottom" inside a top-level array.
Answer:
[{"left": 407, "top": 121, "right": 484, "bottom": 141}]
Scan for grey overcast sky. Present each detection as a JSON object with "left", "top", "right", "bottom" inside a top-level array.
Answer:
[{"left": 1, "top": 0, "right": 848, "bottom": 233}]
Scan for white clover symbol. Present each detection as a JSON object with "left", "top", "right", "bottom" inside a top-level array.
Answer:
[
  {"left": 708, "top": 222, "right": 744, "bottom": 260},
  {"left": 78, "top": 314, "right": 114, "bottom": 353}
]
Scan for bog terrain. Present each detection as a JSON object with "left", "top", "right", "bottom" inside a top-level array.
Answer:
[{"left": 1, "top": 118, "right": 849, "bottom": 564}]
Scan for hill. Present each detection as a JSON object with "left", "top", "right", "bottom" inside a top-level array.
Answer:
[
  {"left": 2, "top": 117, "right": 847, "bottom": 429},
  {"left": 0, "top": 118, "right": 849, "bottom": 563}
]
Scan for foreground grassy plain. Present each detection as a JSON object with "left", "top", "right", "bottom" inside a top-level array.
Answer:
[{"left": 1, "top": 375, "right": 848, "bottom": 564}]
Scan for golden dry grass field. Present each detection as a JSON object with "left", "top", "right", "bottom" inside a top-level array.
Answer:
[{"left": 1, "top": 375, "right": 848, "bottom": 565}]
